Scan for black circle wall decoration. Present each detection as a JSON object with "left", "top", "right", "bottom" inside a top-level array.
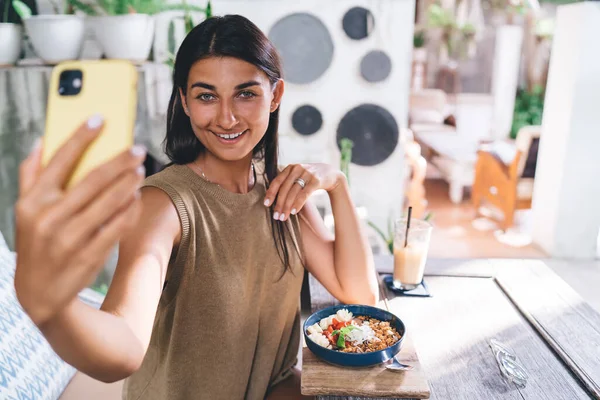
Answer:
[
  {"left": 342, "top": 7, "right": 375, "bottom": 40},
  {"left": 360, "top": 50, "right": 392, "bottom": 83},
  {"left": 336, "top": 104, "right": 399, "bottom": 166},
  {"left": 292, "top": 105, "right": 323, "bottom": 136},
  {"left": 268, "top": 13, "right": 334, "bottom": 84}
]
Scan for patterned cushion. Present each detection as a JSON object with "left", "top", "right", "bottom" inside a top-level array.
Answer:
[{"left": 0, "top": 231, "right": 76, "bottom": 399}]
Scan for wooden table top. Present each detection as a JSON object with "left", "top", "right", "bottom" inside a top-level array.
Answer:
[{"left": 305, "top": 257, "right": 600, "bottom": 400}]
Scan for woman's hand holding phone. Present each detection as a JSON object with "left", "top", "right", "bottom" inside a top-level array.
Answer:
[{"left": 14, "top": 115, "right": 147, "bottom": 328}]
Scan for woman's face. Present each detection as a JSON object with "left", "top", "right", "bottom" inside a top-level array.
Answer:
[{"left": 180, "top": 56, "right": 284, "bottom": 162}]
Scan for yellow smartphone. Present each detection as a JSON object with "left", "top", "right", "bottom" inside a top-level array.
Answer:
[{"left": 41, "top": 60, "right": 138, "bottom": 189}]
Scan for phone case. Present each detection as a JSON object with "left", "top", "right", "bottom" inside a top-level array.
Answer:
[{"left": 42, "top": 60, "right": 138, "bottom": 189}]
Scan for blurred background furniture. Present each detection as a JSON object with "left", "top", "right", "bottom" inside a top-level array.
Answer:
[
  {"left": 408, "top": 89, "right": 455, "bottom": 134},
  {"left": 410, "top": 91, "right": 494, "bottom": 203},
  {"left": 472, "top": 125, "right": 541, "bottom": 230},
  {"left": 417, "top": 131, "right": 480, "bottom": 204}
]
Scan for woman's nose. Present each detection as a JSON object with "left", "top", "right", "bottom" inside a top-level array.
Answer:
[{"left": 216, "top": 100, "right": 238, "bottom": 130}]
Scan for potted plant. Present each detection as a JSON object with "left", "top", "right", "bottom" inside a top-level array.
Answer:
[
  {"left": 162, "top": 0, "right": 211, "bottom": 67},
  {"left": 73, "top": 0, "right": 210, "bottom": 63},
  {"left": 0, "top": 0, "right": 27, "bottom": 66},
  {"left": 428, "top": 4, "right": 481, "bottom": 61},
  {"left": 413, "top": 28, "right": 427, "bottom": 63},
  {"left": 16, "top": 0, "right": 86, "bottom": 64}
]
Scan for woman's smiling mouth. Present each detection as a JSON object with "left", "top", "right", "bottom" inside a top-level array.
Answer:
[{"left": 212, "top": 129, "right": 248, "bottom": 143}]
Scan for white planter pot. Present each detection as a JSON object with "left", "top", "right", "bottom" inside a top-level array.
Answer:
[
  {"left": 0, "top": 23, "right": 22, "bottom": 66},
  {"left": 24, "top": 15, "right": 85, "bottom": 64},
  {"left": 412, "top": 48, "right": 427, "bottom": 63},
  {"left": 92, "top": 14, "right": 155, "bottom": 63}
]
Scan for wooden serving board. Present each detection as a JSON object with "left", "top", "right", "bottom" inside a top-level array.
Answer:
[{"left": 301, "top": 318, "right": 430, "bottom": 399}]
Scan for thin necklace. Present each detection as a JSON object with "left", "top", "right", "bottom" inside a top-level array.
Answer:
[{"left": 193, "top": 159, "right": 256, "bottom": 188}]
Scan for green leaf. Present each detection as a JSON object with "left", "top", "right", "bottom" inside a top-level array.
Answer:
[
  {"left": 337, "top": 332, "right": 346, "bottom": 348},
  {"left": 168, "top": 19, "right": 177, "bottom": 54},
  {"left": 12, "top": 0, "right": 32, "bottom": 19},
  {"left": 413, "top": 30, "right": 426, "bottom": 48},
  {"left": 339, "top": 138, "right": 353, "bottom": 186},
  {"left": 159, "top": 3, "right": 205, "bottom": 13},
  {"left": 184, "top": 12, "right": 194, "bottom": 32},
  {"left": 368, "top": 220, "right": 389, "bottom": 246},
  {"left": 335, "top": 326, "right": 358, "bottom": 349},
  {"left": 340, "top": 325, "right": 358, "bottom": 335},
  {"left": 205, "top": 0, "right": 211, "bottom": 18},
  {"left": 67, "top": 0, "right": 98, "bottom": 15}
]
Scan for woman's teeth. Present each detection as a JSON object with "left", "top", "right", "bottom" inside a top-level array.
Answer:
[{"left": 217, "top": 131, "right": 245, "bottom": 140}]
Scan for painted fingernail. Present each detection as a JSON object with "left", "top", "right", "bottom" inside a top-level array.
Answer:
[
  {"left": 87, "top": 114, "right": 104, "bottom": 129},
  {"left": 273, "top": 211, "right": 280, "bottom": 220},
  {"left": 264, "top": 199, "right": 270, "bottom": 207},
  {"left": 291, "top": 208, "right": 297, "bottom": 215},
  {"left": 136, "top": 165, "right": 146, "bottom": 176},
  {"left": 279, "top": 213, "right": 286, "bottom": 221},
  {"left": 131, "top": 145, "right": 147, "bottom": 157}
]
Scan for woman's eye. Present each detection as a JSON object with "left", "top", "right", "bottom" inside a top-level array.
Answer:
[
  {"left": 239, "top": 91, "right": 256, "bottom": 99},
  {"left": 198, "top": 93, "right": 215, "bottom": 101}
]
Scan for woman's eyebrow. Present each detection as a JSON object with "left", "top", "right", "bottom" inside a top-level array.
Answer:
[
  {"left": 235, "top": 80, "right": 260, "bottom": 90},
  {"left": 190, "top": 80, "right": 260, "bottom": 91},
  {"left": 191, "top": 82, "right": 216, "bottom": 91}
]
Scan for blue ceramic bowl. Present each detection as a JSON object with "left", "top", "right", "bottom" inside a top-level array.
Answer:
[{"left": 303, "top": 304, "right": 406, "bottom": 367}]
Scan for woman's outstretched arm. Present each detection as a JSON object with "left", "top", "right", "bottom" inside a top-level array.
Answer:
[
  {"left": 35, "top": 187, "right": 181, "bottom": 383},
  {"left": 15, "top": 119, "right": 180, "bottom": 382}
]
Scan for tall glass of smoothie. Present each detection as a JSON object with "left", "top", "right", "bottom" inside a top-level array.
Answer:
[{"left": 393, "top": 218, "right": 432, "bottom": 290}]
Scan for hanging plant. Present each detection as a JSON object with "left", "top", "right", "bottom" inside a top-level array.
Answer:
[{"left": 426, "top": 3, "right": 478, "bottom": 61}]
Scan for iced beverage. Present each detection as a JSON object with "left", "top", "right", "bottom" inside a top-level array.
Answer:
[{"left": 393, "top": 218, "right": 432, "bottom": 290}]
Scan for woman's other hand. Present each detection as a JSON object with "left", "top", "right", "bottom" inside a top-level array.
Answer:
[
  {"left": 264, "top": 163, "right": 345, "bottom": 221},
  {"left": 14, "top": 115, "right": 147, "bottom": 328}
]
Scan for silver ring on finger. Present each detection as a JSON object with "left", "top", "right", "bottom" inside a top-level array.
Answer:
[{"left": 294, "top": 178, "right": 306, "bottom": 189}]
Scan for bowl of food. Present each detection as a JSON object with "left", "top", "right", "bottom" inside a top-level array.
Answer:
[{"left": 303, "top": 304, "right": 406, "bottom": 367}]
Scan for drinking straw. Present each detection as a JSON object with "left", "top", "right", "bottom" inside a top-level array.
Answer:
[{"left": 404, "top": 206, "right": 412, "bottom": 248}]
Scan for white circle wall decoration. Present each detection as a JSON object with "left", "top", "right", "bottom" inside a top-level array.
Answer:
[
  {"left": 209, "top": 0, "right": 416, "bottom": 230},
  {"left": 336, "top": 104, "right": 399, "bottom": 166},
  {"left": 360, "top": 50, "right": 392, "bottom": 83},
  {"left": 342, "top": 7, "right": 375, "bottom": 40},
  {"left": 268, "top": 13, "right": 334, "bottom": 84}
]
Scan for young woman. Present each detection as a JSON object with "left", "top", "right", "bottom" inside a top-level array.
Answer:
[{"left": 14, "top": 14, "right": 378, "bottom": 400}]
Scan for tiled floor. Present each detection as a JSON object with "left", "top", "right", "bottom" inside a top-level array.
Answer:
[{"left": 424, "top": 179, "right": 546, "bottom": 259}]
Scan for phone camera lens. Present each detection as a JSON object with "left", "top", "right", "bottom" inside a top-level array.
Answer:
[{"left": 58, "top": 69, "right": 83, "bottom": 96}]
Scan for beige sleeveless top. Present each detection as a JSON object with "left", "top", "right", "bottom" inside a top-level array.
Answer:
[{"left": 122, "top": 163, "right": 305, "bottom": 400}]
